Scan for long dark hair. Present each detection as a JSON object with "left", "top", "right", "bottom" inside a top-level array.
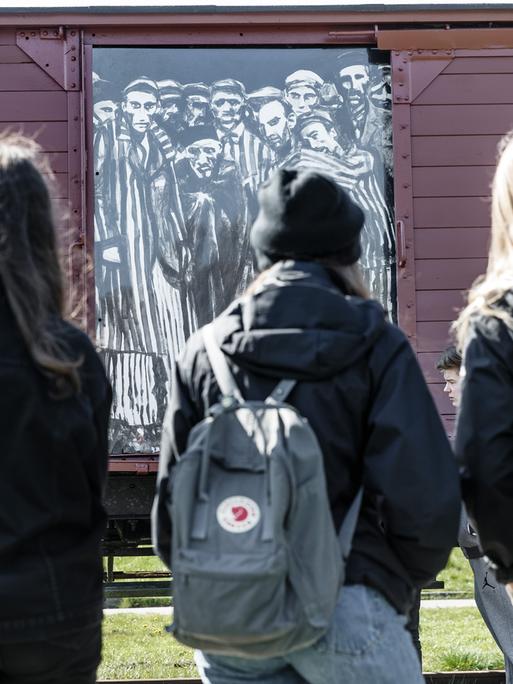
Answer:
[{"left": 0, "top": 133, "right": 81, "bottom": 395}]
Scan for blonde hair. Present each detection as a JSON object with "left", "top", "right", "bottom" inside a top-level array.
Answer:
[
  {"left": 453, "top": 132, "right": 513, "bottom": 350},
  {"left": 247, "top": 259, "right": 369, "bottom": 300}
]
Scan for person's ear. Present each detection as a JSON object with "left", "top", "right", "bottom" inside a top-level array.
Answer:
[{"left": 287, "top": 112, "right": 297, "bottom": 128}]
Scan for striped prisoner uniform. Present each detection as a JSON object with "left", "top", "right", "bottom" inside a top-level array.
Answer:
[
  {"left": 94, "top": 114, "right": 188, "bottom": 447},
  {"left": 290, "top": 146, "right": 395, "bottom": 317},
  {"left": 215, "top": 122, "right": 273, "bottom": 288}
]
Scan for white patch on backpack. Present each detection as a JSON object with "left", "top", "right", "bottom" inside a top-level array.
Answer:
[{"left": 216, "top": 496, "right": 261, "bottom": 533}]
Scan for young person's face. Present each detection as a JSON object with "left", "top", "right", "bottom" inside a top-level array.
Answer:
[
  {"left": 161, "top": 97, "right": 182, "bottom": 124},
  {"left": 300, "top": 121, "right": 338, "bottom": 153},
  {"left": 186, "top": 96, "right": 208, "bottom": 126},
  {"left": 338, "top": 64, "right": 369, "bottom": 111},
  {"left": 186, "top": 138, "right": 222, "bottom": 178},
  {"left": 285, "top": 85, "right": 318, "bottom": 116},
  {"left": 94, "top": 99, "right": 116, "bottom": 123},
  {"left": 123, "top": 91, "right": 157, "bottom": 133},
  {"left": 441, "top": 366, "right": 461, "bottom": 408},
  {"left": 211, "top": 90, "right": 244, "bottom": 128},
  {"left": 258, "top": 100, "right": 289, "bottom": 148}
]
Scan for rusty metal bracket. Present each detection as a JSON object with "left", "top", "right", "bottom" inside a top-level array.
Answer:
[{"left": 16, "top": 26, "right": 80, "bottom": 91}]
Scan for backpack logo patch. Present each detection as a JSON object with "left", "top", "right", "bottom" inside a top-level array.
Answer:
[{"left": 216, "top": 496, "right": 261, "bottom": 533}]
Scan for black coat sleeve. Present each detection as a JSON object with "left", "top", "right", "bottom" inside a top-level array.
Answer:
[
  {"left": 455, "top": 317, "right": 513, "bottom": 581},
  {"left": 365, "top": 330, "right": 461, "bottom": 586},
  {"left": 151, "top": 355, "right": 202, "bottom": 567}
]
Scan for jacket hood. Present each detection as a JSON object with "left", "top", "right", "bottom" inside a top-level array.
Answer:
[{"left": 216, "top": 260, "right": 387, "bottom": 381}]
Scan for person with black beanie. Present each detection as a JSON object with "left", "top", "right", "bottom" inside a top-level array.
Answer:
[{"left": 153, "top": 167, "right": 460, "bottom": 684}]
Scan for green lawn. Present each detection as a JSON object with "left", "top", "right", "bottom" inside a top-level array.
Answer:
[
  {"left": 422, "top": 608, "right": 503, "bottom": 672},
  {"left": 99, "top": 614, "right": 196, "bottom": 680},
  {"left": 98, "top": 604, "right": 504, "bottom": 680},
  {"left": 99, "top": 548, "right": 495, "bottom": 679},
  {"left": 436, "top": 547, "right": 475, "bottom": 596}
]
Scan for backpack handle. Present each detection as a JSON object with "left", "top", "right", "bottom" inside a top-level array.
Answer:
[{"left": 202, "top": 323, "right": 244, "bottom": 403}]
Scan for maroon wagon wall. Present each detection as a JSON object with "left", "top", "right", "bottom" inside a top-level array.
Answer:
[
  {"left": 2, "top": 14, "right": 513, "bottom": 440},
  {"left": 389, "top": 44, "right": 513, "bottom": 431},
  {"left": 0, "top": 27, "right": 86, "bottom": 327}
]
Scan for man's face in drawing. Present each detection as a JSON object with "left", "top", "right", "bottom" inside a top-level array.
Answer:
[
  {"left": 211, "top": 90, "right": 244, "bottom": 129},
  {"left": 123, "top": 90, "right": 157, "bottom": 133},
  {"left": 338, "top": 64, "right": 370, "bottom": 113}
]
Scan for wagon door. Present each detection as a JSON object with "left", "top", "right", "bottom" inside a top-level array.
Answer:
[{"left": 382, "top": 33, "right": 513, "bottom": 434}]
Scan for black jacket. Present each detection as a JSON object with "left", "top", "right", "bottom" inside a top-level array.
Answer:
[
  {"left": 0, "top": 286, "right": 111, "bottom": 642},
  {"left": 153, "top": 261, "right": 460, "bottom": 613},
  {"left": 456, "top": 292, "right": 513, "bottom": 582}
]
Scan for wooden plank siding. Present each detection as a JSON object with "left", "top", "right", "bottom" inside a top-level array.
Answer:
[
  {"left": 409, "top": 51, "right": 513, "bottom": 417},
  {"left": 415, "top": 73, "right": 513, "bottom": 105},
  {"left": 412, "top": 167, "right": 494, "bottom": 197},
  {"left": 416, "top": 290, "right": 465, "bottom": 322},
  {"left": 0, "top": 63, "right": 61, "bottom": 91},
  {"left": 415, "top": 228, "right": 490, "bottom": 258},
  {"left": 412, "top": 135, "right": 501, "bottom": 166},
  {"left": 0, "top": 92, "right": 68, "bottom": 121},
  {"left": 0, "top": 46, "right": 32, "bottom": 63},
  {"left": 0, "top": 29, "right": 16, "bottom": 45},
  {"left": 411, "top": 105, "right": 513, "bottom": 136},
  {"left": 0, "top": 43, "right": 70, "bottom": 256}
]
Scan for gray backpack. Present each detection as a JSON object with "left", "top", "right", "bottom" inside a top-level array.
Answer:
[{"left": 167, "top": 322, "right": 362, "bottom": 658}]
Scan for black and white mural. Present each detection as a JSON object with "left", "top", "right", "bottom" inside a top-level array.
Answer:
[{"left": 93, "top": 47, "right": 395, "bottom": 453}]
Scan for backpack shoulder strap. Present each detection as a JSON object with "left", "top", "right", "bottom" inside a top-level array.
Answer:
[
  {"left": 339, "top": 487, "right": 363, "bottom": 561},
  {"left": 202, "top": 323, "right": 244, "bottom": 403},
  {"left": 266, "top": 379, "right": 297, "bottom": 405}
]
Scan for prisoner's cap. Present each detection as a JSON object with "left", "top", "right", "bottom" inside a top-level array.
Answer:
[
  {"left": 251, "top": 168, "right": 364, "bottom": 270},
  {"left": 93, "top": 78, "right": 116, "bottom": 104},
  {"left": 247, "top": 86, "right": 284, "bottom": 110},
  {"left": 180, "top": 124, "right": 220, "bottom": 148},
  {"left": 123, "top": 77, "right": 159, "bottom": 98},
  {"left": 294, "top": 109, "right": 336, "bottom": 135},
  {"left": 284, "top": 70, "right": 324, "bottom": 92},
  {"left": 158, "top": 80, "right": 183, "bottom": 101},
  {"left": 336, "top": 49, "right": 370, "bottom": 73},
  {"left": 210, "top": 79, "right": 246, "bottom": 99},
  {"left": 184, "top": 83, "right": 209, "bottom": 101}
]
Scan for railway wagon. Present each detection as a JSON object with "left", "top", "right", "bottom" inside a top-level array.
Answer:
[{"left": 1, "top": 0, "right": 512, "bottom": 558}]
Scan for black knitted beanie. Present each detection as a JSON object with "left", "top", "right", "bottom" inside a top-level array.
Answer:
[{"left": 250, "top": 168, "right": 364, "bottom": 270}]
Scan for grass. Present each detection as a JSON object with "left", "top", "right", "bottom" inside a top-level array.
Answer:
[
  {"left": 98, "top": 605, "right": 505, "bottom": 680},
  {"left": 99, "top": 614, "right": 197, "bottom": 680},
  {"left": 98, "top": 548, "right": 493, "bottom": 678},
  {"left": 104, "top": 551, "right": 167, "bottom": 576},
  {"left": 421, "top": 608, "right": 504, "bottom": 672},
  {"left": 436, "top": 547, "right": 475, "bottom": 596}
]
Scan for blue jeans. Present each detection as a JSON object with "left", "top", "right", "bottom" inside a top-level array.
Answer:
[{"left": 195, "top": 584, "right": 424, "bottom": 684}]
